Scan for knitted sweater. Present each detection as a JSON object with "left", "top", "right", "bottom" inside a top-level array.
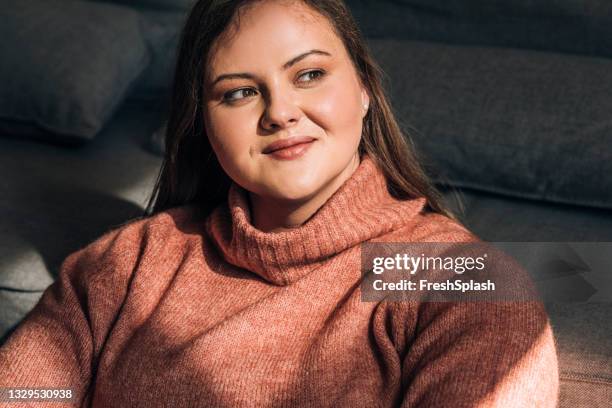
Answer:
[{"left": 0, "top": 155, "right": 559, "bottom": 407}]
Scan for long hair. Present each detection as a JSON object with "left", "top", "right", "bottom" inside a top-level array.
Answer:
[{"left": 144, "top": 0, "right": 455, "bottom": 220}]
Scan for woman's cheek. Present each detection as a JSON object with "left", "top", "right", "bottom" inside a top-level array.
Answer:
[
  {"left": 208, "top": 112, "right": 245, "bottom": 155},
  {"left": 312, "top": 82, "right": 361, "bottom": 134}
]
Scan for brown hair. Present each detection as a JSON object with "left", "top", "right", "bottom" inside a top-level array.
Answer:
[{"left": 144, "top": 0, "right": 455, "bottom": 220}]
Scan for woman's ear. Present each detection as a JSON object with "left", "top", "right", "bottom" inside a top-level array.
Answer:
[{"left": 361, "top": 88, "right": 370, "bottom": 118}]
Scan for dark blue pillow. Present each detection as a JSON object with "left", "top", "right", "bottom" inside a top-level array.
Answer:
[{"left": 0, "top": 0, "right": 152, "bottom": 144}]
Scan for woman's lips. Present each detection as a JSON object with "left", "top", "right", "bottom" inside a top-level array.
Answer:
[
  {"left": 262, "top": 136, "right": 316, "bottom": 160},
  {"left": 264, "top": 140, "right": 315, "bottom": 160}
]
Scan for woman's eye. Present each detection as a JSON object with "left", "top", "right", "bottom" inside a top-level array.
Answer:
[
  {"left": 223, "top": 88, "right": 257, "bottom": 103},
  {"left": 222, "top": 70, "right": 325, "bottom": 104},
  {"left": 297, "top": 69, "right": 325, "bottom": 84}
]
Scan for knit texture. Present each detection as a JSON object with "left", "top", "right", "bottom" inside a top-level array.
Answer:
[{"left": 0, "top": 154, "right": 559, "bottom": 407}]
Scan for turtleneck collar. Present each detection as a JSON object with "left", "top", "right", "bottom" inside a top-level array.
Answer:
[{"left": 205, "top": 154, "right": 427, "bottom": 286}]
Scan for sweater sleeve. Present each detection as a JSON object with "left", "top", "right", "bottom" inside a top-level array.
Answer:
[
  {"left": 0, "top": 223, "right": 142, "bottom": 407},
  {"left": 399, "top": 300, "right": 559, "bottom": 407},
  {"left": 396, "top": 214, "right": 560, "bottom": 407}
]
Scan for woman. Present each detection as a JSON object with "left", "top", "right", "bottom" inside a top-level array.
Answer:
[{"left": 0, "top": 0, "right": 558, "bottom": 406}]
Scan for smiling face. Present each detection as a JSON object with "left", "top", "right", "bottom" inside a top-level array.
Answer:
[{"left": 203, "top": 0, "right": 369, "bottom": 205}]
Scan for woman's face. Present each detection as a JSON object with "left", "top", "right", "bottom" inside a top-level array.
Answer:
[{"left": 203, "top": 0, "right": 369, "bottom": 203}]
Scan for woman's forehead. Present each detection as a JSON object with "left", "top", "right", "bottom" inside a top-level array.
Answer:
[{"left": 208, "top": 0, "right": 342, "bottom": 70}]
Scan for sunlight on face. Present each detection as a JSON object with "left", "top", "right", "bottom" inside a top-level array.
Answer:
[{"left": 203, "top": 0, "right": 369, "bottom": 203}]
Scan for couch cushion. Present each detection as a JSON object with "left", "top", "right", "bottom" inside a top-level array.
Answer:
[
  {"left": 369, "top": 38, "right": 612, "bottom": 210},
  {"left": 0, "top": 102, "right": 163, "bottom": 297},
  {"left": 346, "top": 0, "right": 612, "bottom": 59},
  {"left": 0, "top": 0, "right": 151, "bottom": 144},
  {"left": 547, "top": 302, "right": 612, "bottom": 408},
  {"left": 0, "top": 290, "right": 44, "bottom": 345},
  {"left": 441, "top": 188, "right": 612, "bottom": 242}
]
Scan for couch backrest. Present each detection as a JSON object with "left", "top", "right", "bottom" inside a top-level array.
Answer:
[{"left": 346, "top": 0, "right": 612, "bottom": 59}]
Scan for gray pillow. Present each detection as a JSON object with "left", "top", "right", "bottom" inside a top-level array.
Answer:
[
  {"left": 131, "top": 10, "right": 187, "bottom": 99},
  {"left": 346, "top": 0, "right": 612, "bottom": 59},
  {"left": 368, "top": 38, "right": 612, "bottom": 210},
  {"left": 0, "top": 0, "right": 151, "bottom": 144}
]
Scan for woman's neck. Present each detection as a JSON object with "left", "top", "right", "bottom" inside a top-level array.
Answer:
[{"left": 249, "top": 153, "right": 360, "bottom": 233}]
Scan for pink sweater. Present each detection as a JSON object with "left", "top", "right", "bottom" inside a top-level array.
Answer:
[{"left": 0, "top": 155, "right": 559, "bottom": 407}]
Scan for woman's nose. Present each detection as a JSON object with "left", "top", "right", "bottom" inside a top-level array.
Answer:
[{"left": 259, "top": 89, "right": 302, "bottom": 131}]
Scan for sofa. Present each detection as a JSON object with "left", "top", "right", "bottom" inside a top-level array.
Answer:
[{"left": 0, "top": 1, "right": 610, "bottom": 406}]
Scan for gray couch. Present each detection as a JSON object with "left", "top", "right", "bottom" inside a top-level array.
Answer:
[{"left": 1, "top": 1, "right": 610, "bottom": 406}]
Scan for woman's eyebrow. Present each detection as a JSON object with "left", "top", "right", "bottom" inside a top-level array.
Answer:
[{"left": 211, "top": 49, "right": 332, "bottom": 86}]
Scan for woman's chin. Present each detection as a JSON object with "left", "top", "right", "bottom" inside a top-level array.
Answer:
[
  {"left": 256, "top": 172, "right": 322, "bottom": 200},
  {"left": 266, "top": 185, "right": 320, "bottom": 203}
]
